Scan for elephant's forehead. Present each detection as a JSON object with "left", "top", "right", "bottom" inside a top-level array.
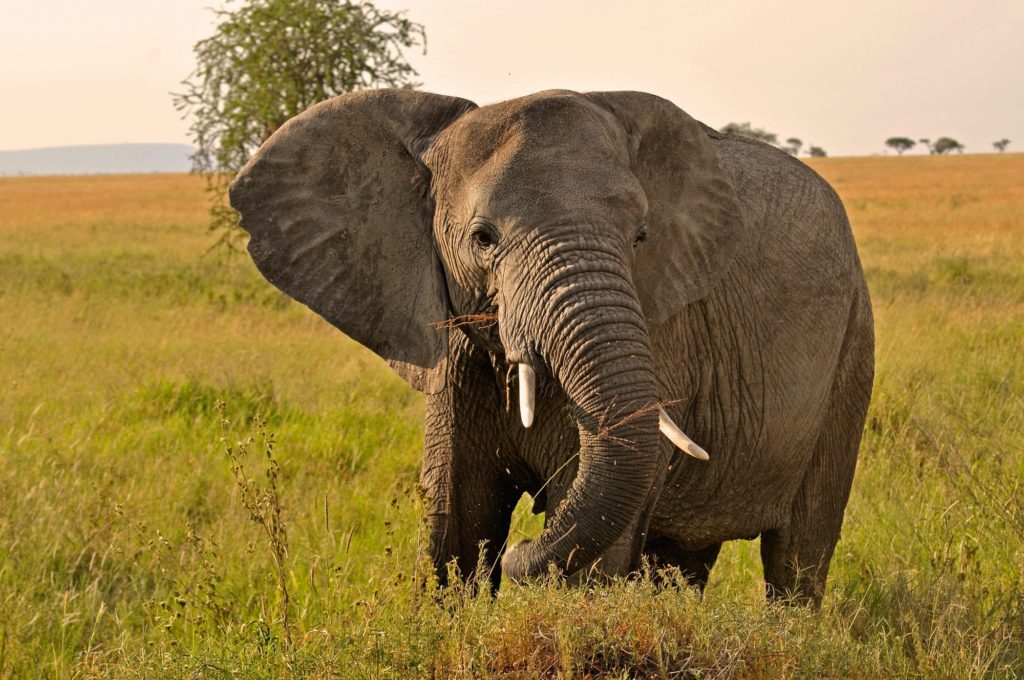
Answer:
[
  {"left": 468, "top": 152, "right": 643, "bottom": 224},
  {"left": 442, "top": 93, "right": 627, "bottom": 172},
  {"left": 438, "top": 92, "right": 642, "bottom": 221}
]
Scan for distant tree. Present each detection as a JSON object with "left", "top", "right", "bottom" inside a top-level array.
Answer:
[
  {"left": 173, "top": 0, "right": 426, "bottom": 246},
  {"left": 993, "top": 139, "right": 1011, "bottom": 153},
  {"left": 885, "top": 137, "right": 916, "bottom": 155},
  {"left": 808, "top": 145, "right": 827, "bottom": 157},
  {"left": 919, "top": 138, "right": 934, "bottom": 154},
  {"left": 785, "top": 137, "right": 803, "bottom": 156},
  {"left": 934, "top": 137, "right": 964, "bottom": 154},
  {"left": 721, "top": 122, "right": 778, "bottom": 146}
]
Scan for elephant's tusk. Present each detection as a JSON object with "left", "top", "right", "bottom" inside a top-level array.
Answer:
[
  {"left": 658, "top": 407, "right": 709, "bottom": 461},
  {"left": 519, "top": 363, "right": 536, "bottom": 428}
]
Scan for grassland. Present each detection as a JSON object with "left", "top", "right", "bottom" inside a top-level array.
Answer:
[{"left": 0, "top": 154, "right": 1022, "bottom": 678}]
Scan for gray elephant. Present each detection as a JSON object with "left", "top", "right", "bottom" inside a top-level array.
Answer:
[{"left": 229, "top": 89, "right": 873, "bottom": 605}]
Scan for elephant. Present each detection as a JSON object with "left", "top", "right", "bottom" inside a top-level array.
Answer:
[{"left": 228, "top": 88, "right": 874, "bottom": 605}]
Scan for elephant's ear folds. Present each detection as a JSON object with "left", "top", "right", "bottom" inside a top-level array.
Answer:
[
  {"left": 586, "top": 92, "right": 746, "bottom": 326},
  {"left": 229, "top": 90, "right": 477, "bottom": 393}
]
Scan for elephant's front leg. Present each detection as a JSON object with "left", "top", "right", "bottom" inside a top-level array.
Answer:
[{"left": 420, "top": 337, "right": 521, "bottom": 592}]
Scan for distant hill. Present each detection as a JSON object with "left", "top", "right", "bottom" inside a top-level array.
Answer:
[{"left": 0, "top": 143, "right": 195, "bottom": 176}]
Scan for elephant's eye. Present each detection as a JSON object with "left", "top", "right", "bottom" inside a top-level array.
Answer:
[
  {"left": 470, "top": 226, "right": 498, "bottom": 251},
  {"left": 633, "top": 224, "right": 648, "bottom": 247}
]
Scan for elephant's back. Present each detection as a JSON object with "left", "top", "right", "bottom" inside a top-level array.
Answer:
[
  {"left": 710, "top": 132, "right": 867, "bottom": 356},
  {"left": 712, "top": 133, "right": 859, "bottom": 267}
]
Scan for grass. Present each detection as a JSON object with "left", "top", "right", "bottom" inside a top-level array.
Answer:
[{"left": 0, "top": 154, "right": 1022, "bottom": 678}]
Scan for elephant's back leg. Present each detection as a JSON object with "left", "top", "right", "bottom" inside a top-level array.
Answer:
[{"left": 760, "top": 288, "right": 874, "bottom": 605}]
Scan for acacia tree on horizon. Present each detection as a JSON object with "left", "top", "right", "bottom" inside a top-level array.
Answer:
[
  {"left": 993, "top": 139, "right": 1011, "bottom": 153},
  {"left": 934, "top": 137, "right": 965, "bottom": 154},
  {"left": 173, "top": 0, "right": 426, "bottom": 247},
  {"left": 885, "top": 137, "right": 916, "bottom": 155}
]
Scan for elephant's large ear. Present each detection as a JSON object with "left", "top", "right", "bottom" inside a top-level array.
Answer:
[
  {"left": 586, "top": 92, "right": 746, "bottom": 326},
  {"left": 229, "top": 89, "right": 477, "bottom": 393}
]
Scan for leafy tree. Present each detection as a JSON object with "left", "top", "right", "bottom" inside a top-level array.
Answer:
[
  {"left": 993, "top": 139, "right": 1010, "bottom": 153},
  {"left": 885, "top": 137, "right": 916, "bottom": 155},
  {"left": 173, "top": 0, "right": 425, "bottom": 245},
  {"left": 721, "top": 122, "right": 778, "bottom": 146},
  {"left": 933, "top": 137, "right": 964, "bottom": 155},
  {"left": 785, "top": 137, "right": 803, "bottom": 156},
  {"left": 919, "top": 138, "right": 934, "bottom": 154},
  {"left": 808, "top": 146, "right": 827, "bottom": 157}
]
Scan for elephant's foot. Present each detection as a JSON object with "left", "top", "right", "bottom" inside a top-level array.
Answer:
[{"left": 759, "top": 527, "right": 830, "bottom": 606}]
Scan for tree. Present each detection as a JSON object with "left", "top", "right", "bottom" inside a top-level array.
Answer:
[
  {"left": 919, "top": 138, "right": 934, "bottom": 154},
  {"left": 933, "top": 137, "right": 964, "bottom": 154},
  {"left": 885, "top": 137, "right": 916, "bottom": 155},
  {"left": 173, "top": 0, "right": 425, "bottom": 244},
  {"left": 720, "top": 122, "right": 778, "bottom": 146},
  {"left": 808, "top": 145, "right": 827, "bottom": 157},
  {"left": 993, "top": 139, "right": 1011, "bottom": 153},
  {"left": 785, "top": 137, "right": 803, "bottom": 156}
]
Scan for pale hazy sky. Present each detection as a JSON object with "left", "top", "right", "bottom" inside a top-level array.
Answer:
[{"left": 2, "top": 0, "right": 1021, "bottom": 156}]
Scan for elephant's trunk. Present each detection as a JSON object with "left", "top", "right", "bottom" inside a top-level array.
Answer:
[{"left": 500, "top": 233, "right": 662, "bottom": 579}]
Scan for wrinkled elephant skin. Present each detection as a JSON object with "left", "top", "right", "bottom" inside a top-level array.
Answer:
[{"left": 229, "top": 89, "right": 874, "bottom": 605}]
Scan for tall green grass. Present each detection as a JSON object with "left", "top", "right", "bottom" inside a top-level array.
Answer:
[{"left": 0, "top": 158, "right": 1022, "bottom": 678}]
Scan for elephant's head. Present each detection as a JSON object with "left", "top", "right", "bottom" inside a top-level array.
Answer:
[{"left": 229, "top": 89, "right": 744, "bottom": 580}]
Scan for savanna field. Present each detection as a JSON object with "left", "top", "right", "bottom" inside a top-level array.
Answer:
[{"left": 1, "top": 154, "right": 1022, "bottom": 678}]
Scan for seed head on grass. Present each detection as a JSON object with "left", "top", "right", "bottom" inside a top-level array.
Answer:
[{"left": 217, "top": 400, "right": 293, "bottom": 651}]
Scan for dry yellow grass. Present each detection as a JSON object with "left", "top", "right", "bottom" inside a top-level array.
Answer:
[
  {"left": 0, "top": 174, "right": 208, "bottom": 256},
  {"left": 811, "top": 154, "right": 1024, "bottom": 236},
  {"left": 811, "top": 154, "right": 1024, "bottom": 271}
]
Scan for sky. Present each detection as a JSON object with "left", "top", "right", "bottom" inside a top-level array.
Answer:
[{"left": 1, "top": 0, "right": 1021, "bottom": 156}]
